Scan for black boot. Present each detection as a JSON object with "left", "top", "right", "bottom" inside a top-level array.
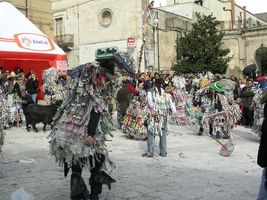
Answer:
[
  {"left": 71, "top": 173, "right": 90, "bottom": 200},
  {"left": 91, "top": 171, "right": 116, "bottom": 190},
  {"left": 89, "top": 193, "right": 100, "bottom": 200},
  {"left": 89, "top": 180, "right": 102, "bottom": 200}
]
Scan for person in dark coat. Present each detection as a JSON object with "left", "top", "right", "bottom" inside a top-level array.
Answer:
[
  {"left": 233, "top": 82, "right": 241, "bottom": 101},
  {"left": 25, "top": 73, "right": 39, "bottom": 104},
  {"left": 116, "top": 80, "right": 138, "bottom": 128},
  {"left": 257, "top": 91, "right": 267, "bottom": 199},
  {"left": 21, "top": 91, "right": 34, "bottom": 113},
  {"left": 240, "top": 80, "right": 255, "bottom": 127}
]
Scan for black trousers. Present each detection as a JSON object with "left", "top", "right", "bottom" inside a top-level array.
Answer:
[
  {"left": 71, "top": 154, "right": 105, "bottom": 199},
  {"left": 242, "top": 107, "right": 254, "bottom": 126},
  {"left": 199, "top": 123, "right": 213, "bottom": 136}
]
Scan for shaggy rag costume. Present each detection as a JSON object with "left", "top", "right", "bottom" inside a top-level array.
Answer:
[
  {"left": 49, "top": 52, "right": 135, "bottom": 200},
  {"left": 257, "top": 91, "right": 267, "bottom": 199},
  {"left": 252, "top": 89, "right": 265, "bottom": 137},
  {"left": 122, "top": 96, "right": 147, "bottom": 140},
  {"left": 116, "top": 82, "right": 136, "bottom": 129},
  {"left": 172, "top": 75, "right": 188, "bottom": 125},
  {"left": 43, "top": 68, "right": 68, "bottom": 104},
  {"left": 198, "top": 82, "right": 241, "bottom": 139},
  {"left": 143, "top": 86, "right": 176, "bottom": 157},
  {"left": 0, "top": 85, "right": 6, "bottom": 157},
  {"left": 0, "top": 110, "right": 4, "bottom": 154},
  {"left": 0, "top": 85, "right": 9, "bottom": 129}
]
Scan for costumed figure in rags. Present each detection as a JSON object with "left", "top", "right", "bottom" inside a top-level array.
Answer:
[
  {"left": 171, "top": 75, "right": 188, "bottom": 125},
  {"left": 252, "top": 77, "right": 267, "bottom": 137},
  {"left": 43, "top": 68, "right": 68, "bottom": 104},
  {"left": 49, "top": 52, "right": 135, "bottom": 200},
  {"left": 188, "top": 74, "right": 212, "bottom": 132},
  {"left": 257, "top": 90, "right": 267, "bottom": 199},
  {"left": 220, "top": 78, "right": 236, "bottom": 104},
  {"left": 0, "top": 84, "right": 9, "bottom": 129},
  {"left": 116, "top": 80, "right": 138, "bottom": 130},
  {"left": 121, "top": 80, "right": 147, "bottom": 140},
  {"left": 142, "top": 83, "right": 177, "bottom": 158},
  {"left": 5, "top": 71, "right": 23, "bottom": 126},
  {"left": 0, "top": 84, "right": 6, "bottom": 156},
  {"left": 0, "top": 84, "right": 6, "bottom": 179},
  {"left": 197, "top": 82, "right": 241, "bottom": 139}
]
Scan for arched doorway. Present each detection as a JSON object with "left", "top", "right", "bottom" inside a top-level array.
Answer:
[{"left": 255, "top": 45, "right": 267, "bottom": 75}]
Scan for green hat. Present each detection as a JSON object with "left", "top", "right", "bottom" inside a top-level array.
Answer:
[
  {"left": 209, "top": 82, "right": 225, "bottom": 93},
  {"left": 196, "top": 115, "right": 203, "bottom": 121}
]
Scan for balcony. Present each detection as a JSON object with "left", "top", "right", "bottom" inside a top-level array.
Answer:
[{"left": 55, "top": 34, "right": 74, "bottom": 50}]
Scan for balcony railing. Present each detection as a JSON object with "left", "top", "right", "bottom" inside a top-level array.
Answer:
[
  {"left": 55, "top": 34, "right": 74, "bottom": 49},
  {"left": 218, "top": 19, "right": 266, "bottom": 31}
]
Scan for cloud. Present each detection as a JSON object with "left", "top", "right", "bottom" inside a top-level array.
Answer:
[{"left": 235, "top": 0, "right": 267, "bottom": 13}]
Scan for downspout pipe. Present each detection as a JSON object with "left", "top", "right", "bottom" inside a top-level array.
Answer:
[
  {"left": 243, "top": 6, "right": 247, "bottom": 29},
  {"left": 26, "top": 0, "right": 28, "bottom": 18},
  {"left": 231, "top": 0, "right": 235, "bottom": 27}
]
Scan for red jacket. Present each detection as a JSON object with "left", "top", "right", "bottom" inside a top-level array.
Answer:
[{"left": 126, "top": 83, "right": 139, "bottom": 95}]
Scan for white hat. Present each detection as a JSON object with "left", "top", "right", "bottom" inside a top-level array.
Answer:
[{"left": 7, "top": 71, "right": 17, "bottom": 79}]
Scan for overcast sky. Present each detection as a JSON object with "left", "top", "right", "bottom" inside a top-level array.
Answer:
[
  {"left": 153, "top": 0, "right": 267, "bottom": 14},
  {"left": 235, "top": 0, "right": 267, "bottom": 14}
]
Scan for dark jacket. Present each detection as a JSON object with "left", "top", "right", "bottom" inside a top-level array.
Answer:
[
  {"left": 214, "top": 95, "right": 223, "bottom": 112},
  {"left": 240, "top": 87, "right": 255, "bottom": 108},
  {"left": 258, "top": 102, "right": 267, "bottom": 168},
  {"left": 116, "top": 86, "right": 133, "bottom": 115},
  {"left": 233, "top": 85, "right": 241, "bottom": 101},
  {"left": 26, "top": 78, "right": 39, "bottom": 94}
]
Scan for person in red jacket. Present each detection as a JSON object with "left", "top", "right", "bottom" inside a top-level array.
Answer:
[{"left": 116, "top": 80, "right": 139, "bottom": 129}]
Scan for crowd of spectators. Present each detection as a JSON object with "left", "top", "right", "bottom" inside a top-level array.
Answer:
[
  {"left": 0, "top": 67, "right": 39, "bottom": 128},
  {"left": 133, "top": 71, "right": 267, "bottom": 129}
]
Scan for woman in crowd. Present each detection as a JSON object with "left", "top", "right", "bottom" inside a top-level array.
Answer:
[
  {"left": 26, "top": 72, "right": 39, "bottom": 104},
  {"left": 142, "top": 81, "right": 176, "bottom": 158}
]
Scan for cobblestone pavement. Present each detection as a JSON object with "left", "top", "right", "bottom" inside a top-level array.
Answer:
[{"left": 0, "top": 123, "right": 261, "bottom": 200}]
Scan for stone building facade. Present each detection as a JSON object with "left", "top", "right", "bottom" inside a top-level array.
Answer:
[
  {"left": 146, "top": 9, "right": 191, "bottom": 72},
  {"left": 52, "top": 0, "right": 190, "bottom": 72},
  {"left": 224, "top": 27, "right": 267, "bottom": 77},
  {"left": 52, "top": 0, "right": 149, "bottom": 70},
  {"left": 2, "top": 0, "right": 53, "bottom": 38},
  {"left": 160, "top": 0, "right": 267, "bottom": 76},
  {"left": 52, "top": 0, "right": 267, "bottom": 75}
]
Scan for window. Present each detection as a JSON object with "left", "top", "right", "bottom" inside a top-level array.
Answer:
[
  {"left": 99, "top": 9, "right": 113, "bottom": 27},
  {"left": 55, "top": 17, "right": 63, "bottom": 36},
  {"left": 247, "top": 18, "right": 252, "bottom": 28},
  {"left": 194, "top": 0, "right": 203, "bottom": 6}
]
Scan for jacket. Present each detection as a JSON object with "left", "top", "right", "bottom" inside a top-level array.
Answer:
[
  {"left": 116, "top": 86, "right": 133, "bottom": 115},
  {"left": 233, "top": 85, "right": 241, "bottom": 101},
  {"left": 26, "top": 78, "right": 39, "bottom": 94},
  {"left": 258, "top": 102, "right": 267, "bottom": 167},
  {"left": 240, "top": 87, "right": 255, "bottom": 108}
]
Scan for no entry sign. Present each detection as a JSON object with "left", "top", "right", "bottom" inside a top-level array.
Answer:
[{"left": 127, "top": 37, "right": 136, "bottom": 48}]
